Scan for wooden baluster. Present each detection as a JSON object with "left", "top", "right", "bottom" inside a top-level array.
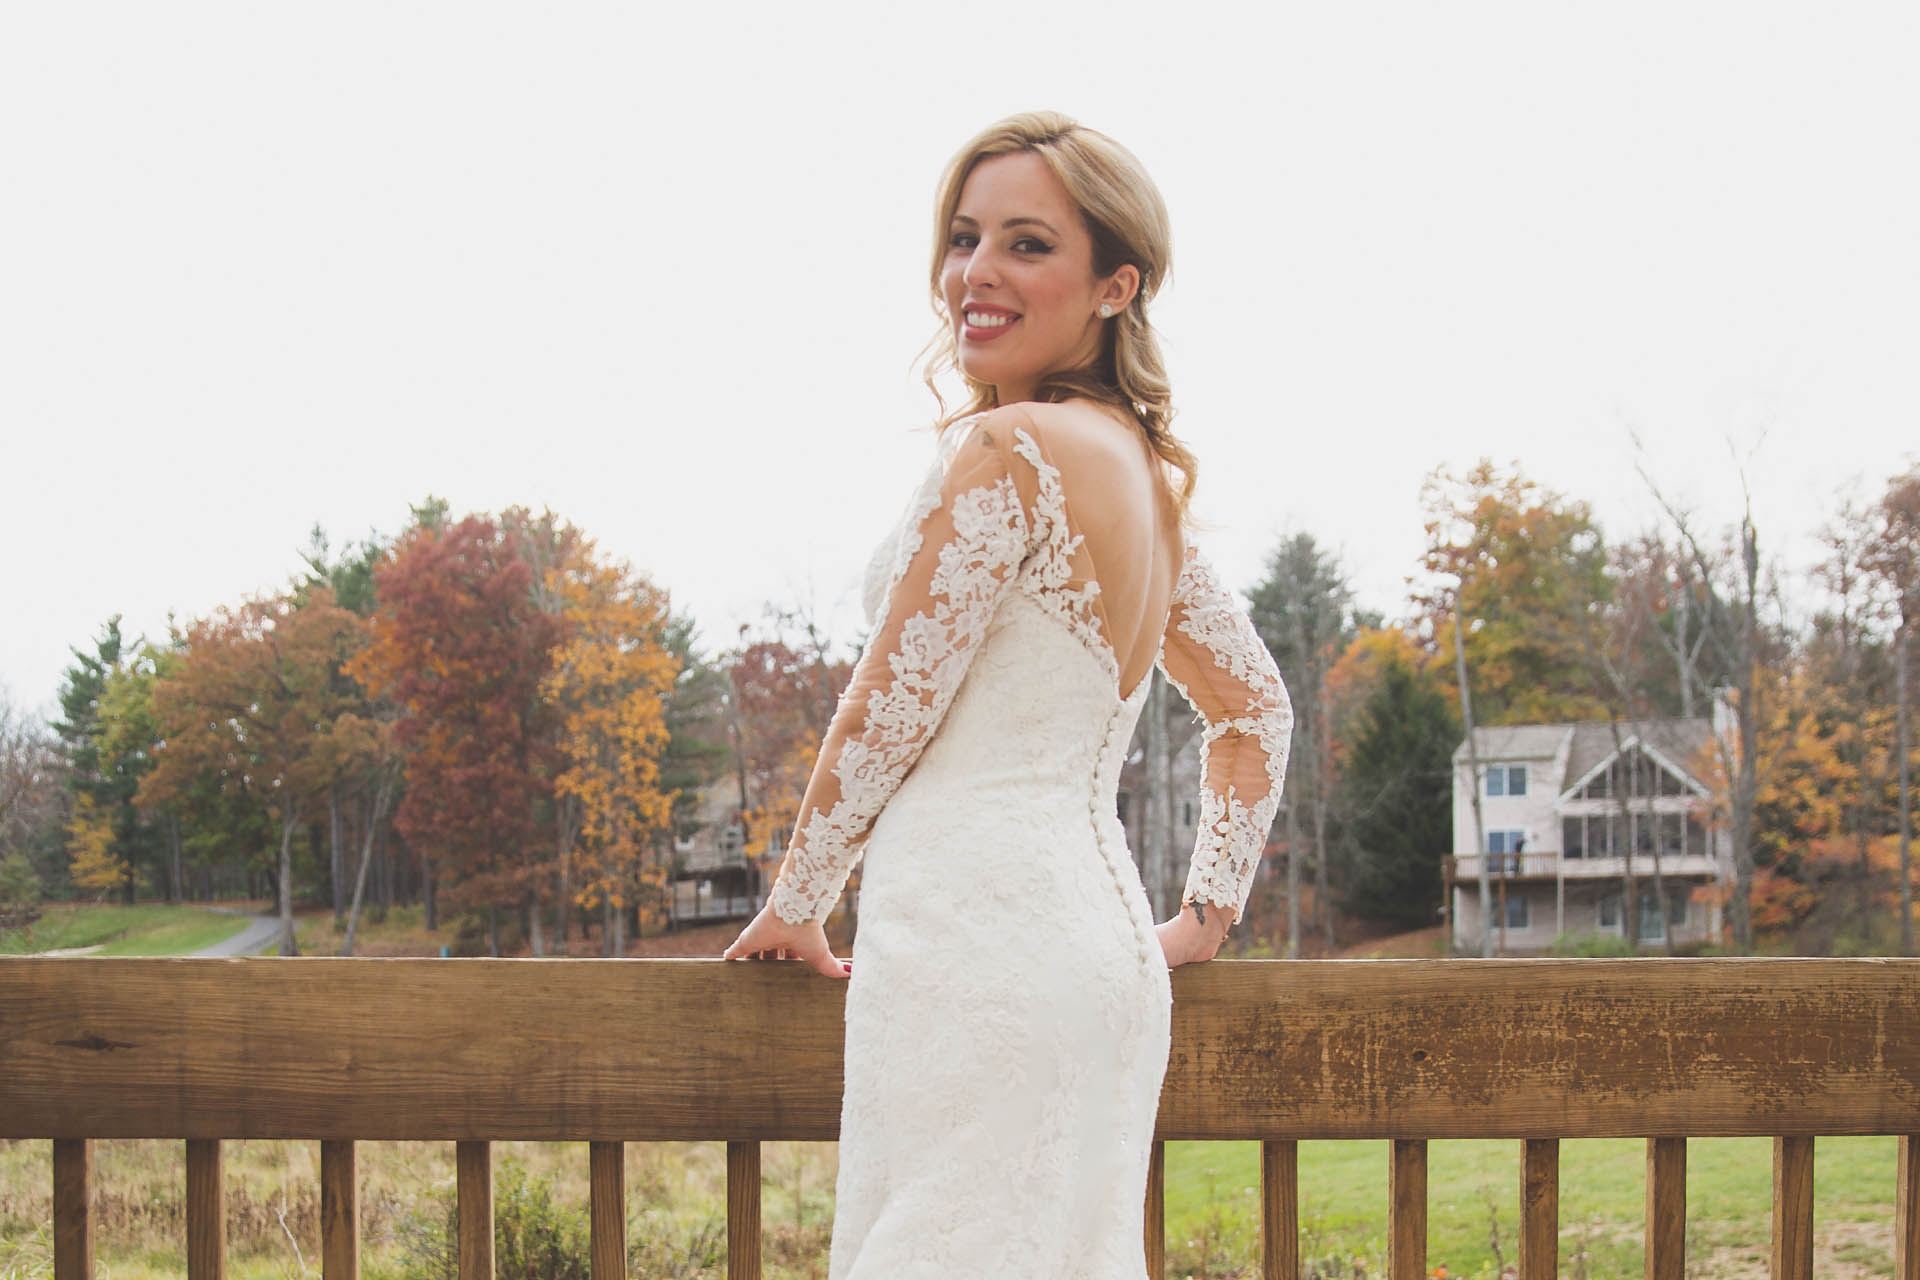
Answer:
[
  {"left": 727, "top": 1140, "right": 761, "bottom": 1280},
  {"left": 1261, "top": 1139, "right": 1298, "bottom": 1280},
  {"left": 53, "top": 1138, "right": 91, "bottom": 1280},
  {"left": 1645, "top": 1137, "right": 1685, "bottom": 1280},
  {"left": 186, "top": 1139, "right": 225, "bottom": 1280},
  {"left": 1771, "top": 1136, "right": 1813, "bottom": 1280},
  {"left": 321, "top": 1140, "right": 358, "bottom": 1280},
  {"left": 1144, "top": 1139, "right": 1165, "bottom": 1279},
  {"left": 1520, "top": 1138, "right": 1558, "bottom": 1279},
  {"left": 1897, "top": 1135, "right": 1920, "bottom": 1280},
  {"left": 456, "top": 1141, "right": 493, "bottom": 1280},
  {"left": 1388, "top": 1139, "right": 1426, "bottom": 1280},
  {"left": 589, "top": 1141, "right": 625, "bottom": 1280}
]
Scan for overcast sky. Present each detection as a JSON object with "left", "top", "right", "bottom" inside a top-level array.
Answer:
[{"left": 4, "top": 2, "right": 1916, "bottom": 716}]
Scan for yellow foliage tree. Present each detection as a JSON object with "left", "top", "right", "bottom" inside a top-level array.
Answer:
[
  {"left": 66, "top": 794, "right": 125, "bottom": 893},
  {"left": 541, "top": 540, "right": 681, "bottom": 941}
]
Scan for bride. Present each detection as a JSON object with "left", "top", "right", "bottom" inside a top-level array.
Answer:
[{"left": 724, "top": 111, "right": 1292, "bottom": 1279}]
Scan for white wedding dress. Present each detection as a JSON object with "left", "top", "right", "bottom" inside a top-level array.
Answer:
[{"left": 766, "top": 405, "right": 1292, "bottom": 1279}]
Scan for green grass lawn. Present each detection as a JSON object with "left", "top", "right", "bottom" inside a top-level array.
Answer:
[
  {"left": 1163, "top": 1135, "right": 1900, "bottom": 1278},
  {"left": 0, "top": 904, "right": 250, "bottom": 957}
]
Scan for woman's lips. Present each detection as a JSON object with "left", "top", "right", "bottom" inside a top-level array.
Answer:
[{"left": 961, "top": 311, "right": 1020, "bottom": 343}]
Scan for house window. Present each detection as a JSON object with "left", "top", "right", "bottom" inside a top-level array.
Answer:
[
  {"left": 1563, "top": 817, "right": 1585, "bottom": 859},
  {"left": 1486, "top": 765, "right": 1527, "bottom": 797},
  {"left": 1487, "top": 830, "right": 1527, "bottom": 854},
  {"left": 1598, "top": 893, "right": 1620, "bottom": 930},
  {"left": 1183, "top": 801, "right": 1194, "bottom": 827},
  {"left": 1505, "top": 893, "right": 1529, "bottom": 929}
]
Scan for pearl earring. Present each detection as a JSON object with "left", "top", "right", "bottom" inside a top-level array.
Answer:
[{"left": 1098, "top": 304, "right": 1114, "bottom": 318}]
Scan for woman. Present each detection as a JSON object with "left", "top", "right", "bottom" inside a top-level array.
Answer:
[{"left": 723, "top": 111, "right": 1292, "bottom": 1278}]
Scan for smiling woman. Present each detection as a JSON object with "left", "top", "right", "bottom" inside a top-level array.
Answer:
[{"left": 720, "top": 111, "right": 1292, "bottom": 1279}]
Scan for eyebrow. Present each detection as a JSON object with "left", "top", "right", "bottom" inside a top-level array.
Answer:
[{"left": 950, "top": 213, "right": 1064, "bottom": 237}]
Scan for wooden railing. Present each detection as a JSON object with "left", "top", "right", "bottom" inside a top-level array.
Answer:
[
  {"left": 4, "top": 956, "right": 1919, "bottom": 1279},
  {"left": 1450, "top": 850, "right": 1721, "bottom": 879}
]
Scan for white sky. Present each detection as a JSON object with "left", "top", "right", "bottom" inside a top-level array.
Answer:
[{"left": 4, "top": 2, "right": 1917, "bottom": 716}]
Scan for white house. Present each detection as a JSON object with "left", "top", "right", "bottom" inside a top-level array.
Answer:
[{"left": 1449, "top": 718, "right": 1732, "bottom": 952}]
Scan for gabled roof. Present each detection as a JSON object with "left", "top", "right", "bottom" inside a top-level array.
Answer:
[
  {"left": 1453, "top": 718, "right": 1715, "bottom": 790},
  {"left": 1563, "top": 719, "right": 1712, "bottom": 789}
]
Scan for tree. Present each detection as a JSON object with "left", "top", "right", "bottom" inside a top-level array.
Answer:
[
  {"left": 541, "top": 540, "right": 680, "bottom": 952},
  {"left": 143, "top": 589, "right": 368, "bottom": 954},
  {"left": 1419, "top": 461, "right": 1612, "bottom": 725},
  {"left": 1336, "top": 652, "right": 1458, "bottom": 926},
  {"left": 0, "top": 687, "right": 65, "bottom": 919},
  {"left": 1247, "top": 533, "right": 1353, "bottom": 954},
  {"left": 1861, "top": 465, "right": 1920, "bottom": 955},
  {"left": 349, "top": 512, "right": 565, "bottom": 937}
]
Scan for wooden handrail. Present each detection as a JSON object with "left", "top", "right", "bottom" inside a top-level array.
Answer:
[{"left": 5, "top": 956, "right": 1920, "bottom": 1279}]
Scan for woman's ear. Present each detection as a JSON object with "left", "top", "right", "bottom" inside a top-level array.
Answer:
[{"left": 1097, "top": 263, "right": 1141, "bottom": 317}]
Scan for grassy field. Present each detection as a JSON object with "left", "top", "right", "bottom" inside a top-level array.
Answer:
[
  {"left": 0, "top": 1135, "right": 1900, "bottom": 1278},
  {"left": 0, "top": 904, "right": 250, "bottom": 957}
]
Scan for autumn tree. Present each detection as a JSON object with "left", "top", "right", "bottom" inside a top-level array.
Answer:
[
  {"left": 1862, "top": 464, "right": 1920, "bottom": 954},
  {"left": 143, "top": 589, "right": 368, "bottom": 954},
  {"left": 54, "top": 619, "right": 164, "bottom": 902},
  {"left": 0, "top": 687, "right": 64, "bottom": 921},
  {"left": 349, "top": 512, "right": 565, "bottom": 938},
  {"left": 1419, "top": 461, "right": 1612, "bottom": 726},
  {"left": 541, "top": 540, "right": 680, "bottom": 953}
]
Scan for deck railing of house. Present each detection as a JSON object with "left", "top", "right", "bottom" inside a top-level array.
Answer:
[
  {"left": 3, "top": 956, "right": 1918, "bottom": 1279},
  {"left": 1450, "top": 850, "right": 1721, "bottom": 880}
]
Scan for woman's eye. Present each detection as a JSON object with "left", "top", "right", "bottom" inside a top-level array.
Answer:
[
  {"left": 948, "top": 231, "right": 979, "bottom": 250},
  {"left": 1013, "top": 237, "right": 1053, "bottom": 254}
]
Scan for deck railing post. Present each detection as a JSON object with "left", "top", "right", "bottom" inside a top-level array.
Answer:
[
  {"left": 1520, "top": 1137, "right": 1558, "bottom": 1279},
  {"left": 1261, "top": 1139, "right": 1298, "bottom": 1280},
  {"left": 1145, "top": 1139, "right": 1166, "bottom": 1278},
  {"left": 456, "top": 1140, "right": 493, "bottom": 1280},
  {"left": 186, "top": 1138, "right": 225, "bottom": 1280},
  {"left": 52, "top": 1138, "right": 90, "bottom": 1280},
  {"left": 321, "top": 1139, "right": 357, "bottom": 1280},
  {"left": 727, "top": 1140, "right": 761, "bottom": 1280},
  {"left": 1771, "top": 1135, "right": 1813, "bottom": 1280},
  {"left": 1645, "top": 1137, "right": 1685, "bottom": 1280},
  {"left": 1897, "top": 1135, "right": 1920, "bottom": 1280},
  {"left": 590, "top": 1141, "right": 626, "bottom": 1280},
  {"left": 1388, "top": 1139, "right": 1426, "bottom": 1280}
]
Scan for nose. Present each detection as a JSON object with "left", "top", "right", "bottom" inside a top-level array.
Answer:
[{"left": 961, "top": 242, "right": 1001, "bottom": 291}]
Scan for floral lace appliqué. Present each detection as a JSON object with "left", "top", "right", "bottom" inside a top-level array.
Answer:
[
  {"left": 768, "top": 427, "right": 1034, "bottom": 925},
  {"left": 1157, "top": 547, "right": 1293, "bottom": 924}
]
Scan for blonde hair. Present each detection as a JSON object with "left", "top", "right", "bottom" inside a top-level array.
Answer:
[{"left": 921, "top": 110, "right": 1198, "bottom": 514}]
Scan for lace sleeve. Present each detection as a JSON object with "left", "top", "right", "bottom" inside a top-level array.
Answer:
[
  {"left": 765, "top": 412, "right": 1047, "bottom": 925},
  {"left": 1156, "top": 545, "right": 1293, "bottom": 926}
]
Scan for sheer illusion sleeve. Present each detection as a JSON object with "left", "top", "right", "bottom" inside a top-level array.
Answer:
[
  {"left": 765, "top": 414, "right": 1047, "bottom": 926},
  {"left": 1156, "top": 546, "right": 1294, "bottom": 926}
]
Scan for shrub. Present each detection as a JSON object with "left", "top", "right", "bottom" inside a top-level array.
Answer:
[
  {"left": 383, "top": 1158, "right": 588, "bottom": 1280},
  {"left": 1550, "top": 931, "right": 1637, "bottom": 958}
]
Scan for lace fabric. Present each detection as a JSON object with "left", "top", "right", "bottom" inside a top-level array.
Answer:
[{"left": 767, "top": 403, "right": 1291, "bottom": 931}]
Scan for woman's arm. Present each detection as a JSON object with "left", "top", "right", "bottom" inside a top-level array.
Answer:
[
  {"left": 1154, "top": 544, "right": 1294, "bottom": 950},
  {"left": 723, "top": 409, "right": 1048, "bottom": 963}
]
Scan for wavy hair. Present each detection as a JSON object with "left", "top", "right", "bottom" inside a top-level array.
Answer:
[{"left": 920, "top": 111, "right": 1198, "bottom": 515}]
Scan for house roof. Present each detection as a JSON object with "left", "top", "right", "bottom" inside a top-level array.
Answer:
[{"left": 1453, "top": 717, "right": 1715, "bottom": 788}]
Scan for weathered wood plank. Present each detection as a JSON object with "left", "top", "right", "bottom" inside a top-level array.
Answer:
[
  {"left": 3, "top": 958, "right": 1918, "bottom": 1140},
  {"left": 590, "top": 1141, "right": 624, "bottom": 1280},
  {"left": 1771, "top": 1135, "right": 1813, "bottom": 1280},
  {"left": 1520, "top": 1137, "right": 1557, "bottom": 1279},
  {"left": 456, "top": 1141, "right": 492, "bottom": 1280},
  {"left": 53, "top": 1138, "right": 90, "bottom": 1280},
  {"left": 1898, "top": 1135, "right": 1919, "bottom": 1280},
  {"left": 321, "top": 1140, "right": 357, "bottom": 1280},
  {"left": 727, "top": 1140, "right": 760, "bottom": 1280},
  {"left": 1388, "top": 1139, "right": 1425, "bottom": 1280},
  {"left": 186, "top": 1139, "right": 224, "bottom": 1280},
  {"left": 1145, "top": 1139, "right": 1165, "bottom": 1278},
  {"left": 1261, "top": 1139, "right": 1298, "bottom": 1280},
  {"left": 1645, "top": 1137, "right": 1685, "bottom": 1280}
]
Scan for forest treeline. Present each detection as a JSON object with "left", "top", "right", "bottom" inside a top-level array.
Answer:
[{"left": 2, "top": 458, "right": 1917, "bottom": 957}]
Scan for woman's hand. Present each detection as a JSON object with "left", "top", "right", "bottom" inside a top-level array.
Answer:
[
  {"left": 1156, "top": 901, "right": 1233, "bottom": 970},
  {"left": 722, "top": 905, "right": 850, "bottom": 979}
]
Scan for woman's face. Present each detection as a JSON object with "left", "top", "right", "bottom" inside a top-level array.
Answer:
[{"left": 940, "top": 151, "right": 1134, "bottom": 405}]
